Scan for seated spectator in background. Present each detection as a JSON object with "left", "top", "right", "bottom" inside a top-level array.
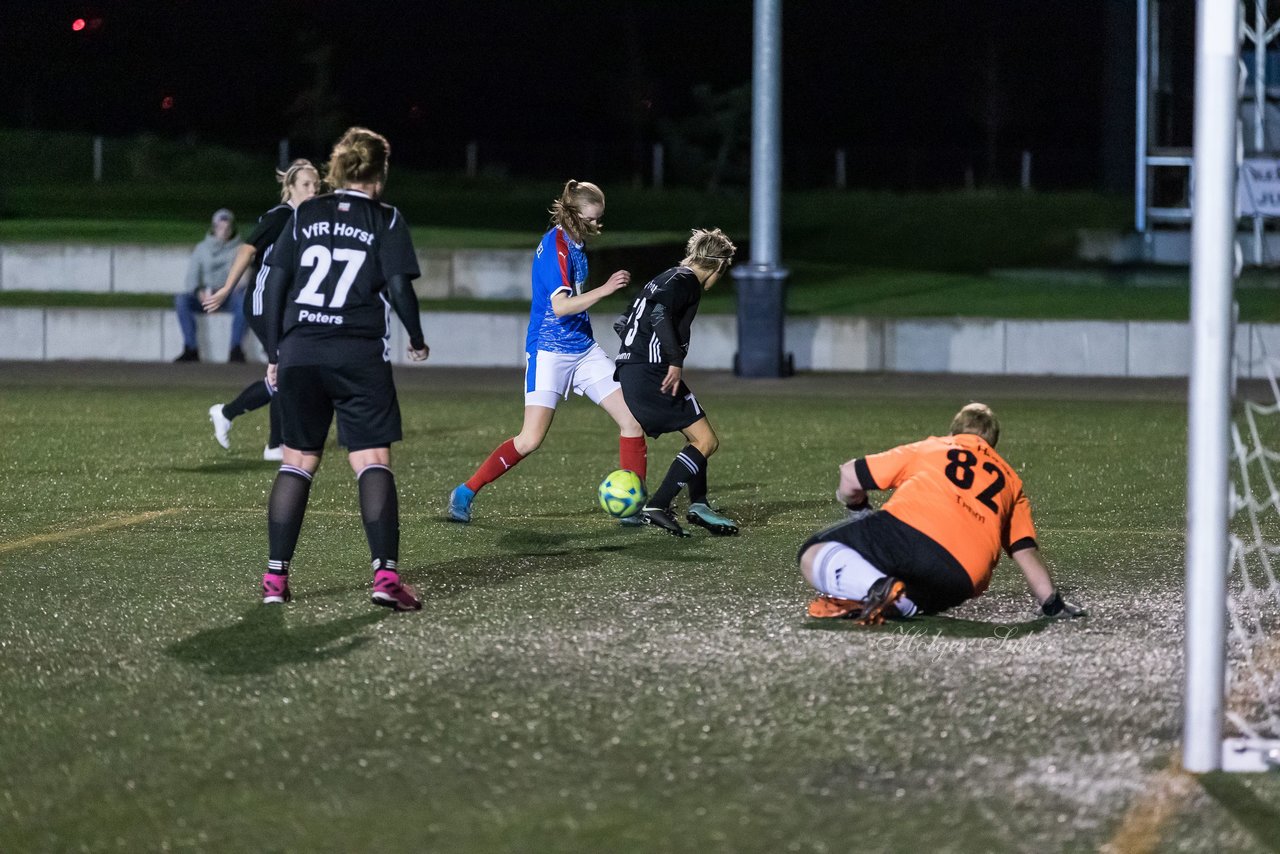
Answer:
[{"left": 173, "top": 208, "right": 248, "bottom": 362}]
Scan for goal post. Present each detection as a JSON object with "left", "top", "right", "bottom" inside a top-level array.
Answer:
[
  {"left": 1184, "top": 0, "right": 1239, "bottom": 774},
  {"left": 1185, "top": 0, "right": 1280, "bottom": 774}
]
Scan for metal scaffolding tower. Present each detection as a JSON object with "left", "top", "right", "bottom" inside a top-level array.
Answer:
[{"left": 1137, "top": 1, "right": 1280, "bottom": 265}]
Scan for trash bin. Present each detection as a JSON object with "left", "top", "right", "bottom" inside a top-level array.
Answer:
[{"left": 733, "top": 265, "right": 792, "bottom": 377}]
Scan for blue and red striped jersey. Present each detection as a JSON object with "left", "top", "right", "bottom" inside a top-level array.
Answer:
[{"left": 525, "top": 226, "right": 594, "bottom": 354}]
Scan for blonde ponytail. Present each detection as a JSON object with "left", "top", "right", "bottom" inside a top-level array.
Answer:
[
  {"left": 548, "top": 179, "right": 605, "bottom": 240},
  {"left": 327, "top": 127, "right": 390, "bottom": 189},
  {"left": 682, "top": 228, "right": 737, "bottom": 273}
]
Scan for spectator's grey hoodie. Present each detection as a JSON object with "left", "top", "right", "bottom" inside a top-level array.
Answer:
[{"left": 184, "top": 231, "right": 244, "bottom": 294}]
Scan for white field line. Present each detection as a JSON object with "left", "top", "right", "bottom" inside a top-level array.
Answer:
[
  {"left": 0, "top": 508, "right": 181, "bottom": 557},
  {"left": 1100, "top": 756, "right": 1196, "bottom": 854}
]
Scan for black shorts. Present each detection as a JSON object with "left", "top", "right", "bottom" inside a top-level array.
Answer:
[
  {"left": 799, "top": 511, "right": 975, "bottom": 614},
  {"left": 617, "top": 364, "right": 706, "bottom": 439},
  {"left": 277, "top": 360, "right": 402, "bottom": 452}
]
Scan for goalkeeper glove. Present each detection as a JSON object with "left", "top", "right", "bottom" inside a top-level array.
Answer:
[
  {"left": 1040, "top": 591, "right": 1086, "bottom": 619},
  {"left": 839, "top": 493, "right": 873, "bottom": 520}
]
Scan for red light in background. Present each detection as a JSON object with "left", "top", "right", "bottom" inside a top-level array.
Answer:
[
  {"left": 160, "top": 96, "right": 174, "bottom": 111},
  {"left": 72, "top": 18, "right": 86, "bottom": 31}
]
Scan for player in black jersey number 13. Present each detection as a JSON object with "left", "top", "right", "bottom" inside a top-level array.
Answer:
[
  {"left": 614, "top": 228, "right": 739, "bottom": 537},
  {"left": 260, "top": 127, "right": 428, "bottom": 611},
  {"left": 203, "top": 159, "right": 321, "bottom": 460}
]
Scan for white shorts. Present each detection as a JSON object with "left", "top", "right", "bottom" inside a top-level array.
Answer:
[{"left": 524, "top": 344, "right": 621, "bottom": 410}]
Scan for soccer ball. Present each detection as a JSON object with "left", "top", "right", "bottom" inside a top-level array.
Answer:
[{"left": 598, "top": 469, "right": 646, "bottom": 519}]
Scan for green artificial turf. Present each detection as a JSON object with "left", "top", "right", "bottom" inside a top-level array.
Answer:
[{"left": 0, "top": 365, "right": 1278, "bottom": 852}]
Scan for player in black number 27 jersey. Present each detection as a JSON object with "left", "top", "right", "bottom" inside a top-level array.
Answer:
[
  {"left": 613, "top": 228, "right": 738, "bottom": 537},
  {"left": 260, "top": 127, "right": 428, "bottom": 612}
]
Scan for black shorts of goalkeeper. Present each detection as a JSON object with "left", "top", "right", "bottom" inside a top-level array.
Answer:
[{"left": 799, "top": 511, "right": 975, "bottom": 615}]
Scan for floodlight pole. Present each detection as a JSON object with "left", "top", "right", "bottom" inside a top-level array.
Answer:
[
  {"left": 1184, "top": 0, "right": 1238, "bottom": 774},
  {"left": 734, "top": 0, "right": 790, "bottom": 378}
]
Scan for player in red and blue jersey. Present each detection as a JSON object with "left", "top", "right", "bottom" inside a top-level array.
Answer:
[
  {"left": 526, "top": 221, "right": 594, "bottom": 353},
  {"left": 448, "top": 180, "right": 647, "bottom": 523}
]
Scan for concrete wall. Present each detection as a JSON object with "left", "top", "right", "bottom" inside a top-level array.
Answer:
[
  {"left": 111, "top": 247, "right": 192, "bottom": 294},
  {"left": 2, "top": 303, "right": 1274, "bottom": 379},
  {"left": 0, "top": 241, "right": 1267, "bottom": 376},
  {"left": 0, "top": 245, "right": 115, "bottom": 292},
  {"left": 0, "top": 243, "right": 530, "bottom": 300},
  {"left": 449, "top": 251, "right": 530, "bottom": 300},
  {"left": 1077, "top": 227, "right": 1280, "bottom": 266}
]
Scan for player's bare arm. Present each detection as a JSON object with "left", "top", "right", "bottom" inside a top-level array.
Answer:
[
  {"left": 550, "top": 270, "right": 630, "bottom": 317},
  {"left": 203, "top": 243, "right": 257, "bottom": 312},
  {"left": 836, "top": 459, "right": 867, "bottom": 507},
  {"left": 1012, "top": 547, "right": 1086, "bottom": 618},
  {"left": 660, "top": 365, "right": 682, "bottom": 396}
]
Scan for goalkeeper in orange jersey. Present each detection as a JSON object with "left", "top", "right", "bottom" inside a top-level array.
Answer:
[{"left": 797, "top": 402, "right": 1086, "bottom": 625}]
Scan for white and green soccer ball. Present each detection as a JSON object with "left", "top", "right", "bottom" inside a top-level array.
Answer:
[{"left": 598, "top": 469, "right": 646, "bottom": 519}]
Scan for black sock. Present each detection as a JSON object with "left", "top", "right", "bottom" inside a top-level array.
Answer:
[
  {"left": 268, "top": 466, "right": 313, "bottom": 566},
  {"left": 358, "top": 464, "right": 399, "bottom": 569},
  {"left": 267, "top": 394, "right": 283, "bottom": 449},
  {"left": 648, "top": 445, "right": 706, "bottom": 510},
  {"left": 224, "top": 379, "right": 272, "bottom": 420},
  {"left": 688, "top": 457, "right": 709, "bottom": 505}
]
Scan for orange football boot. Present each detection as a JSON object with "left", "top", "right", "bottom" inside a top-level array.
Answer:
[
  {"left": 807, "top": 594, "right": 864, "bottom": 619},
  {"left": 854, "top": 577, "right": 906, "bottom": 626}
]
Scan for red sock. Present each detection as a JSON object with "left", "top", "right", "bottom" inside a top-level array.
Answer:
[
  {"left": 620, "top": 435, "right": 647, "bottom": 482},
  {"left": 465, "top": 438, "right": 525, "bottom": 492}
]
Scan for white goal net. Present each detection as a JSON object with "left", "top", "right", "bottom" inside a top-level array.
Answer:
[{"left": 1224, "top": 348, "right": 1280, "bottom": 771}]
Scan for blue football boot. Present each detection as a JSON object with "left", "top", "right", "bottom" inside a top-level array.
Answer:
[
  {"left": 447, "top": 483, "right": 475, "bottom": 523},
  {"left": 685, "top": 502, "right": 739, "bottom": 536}
]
